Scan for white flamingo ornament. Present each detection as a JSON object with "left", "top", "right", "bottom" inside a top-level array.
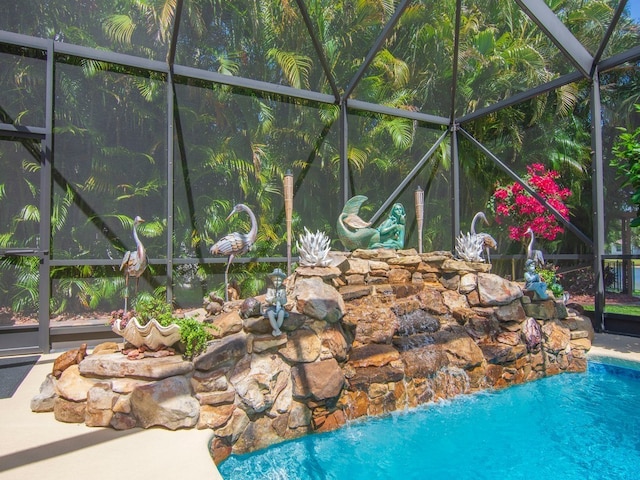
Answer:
[
  {"left": 210, "top": 204, "right": 258, "bottom": 301},
  {"left": 120, "top": 215, "right": 148, "bottom": 312}
]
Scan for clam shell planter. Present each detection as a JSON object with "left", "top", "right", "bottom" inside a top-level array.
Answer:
[{"left": 112, "top": 317, "right": 181, "bottom": 350}]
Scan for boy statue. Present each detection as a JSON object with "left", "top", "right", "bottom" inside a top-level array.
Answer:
[{"left": 265, "top": 268, "right": 288, "bottom": 336}]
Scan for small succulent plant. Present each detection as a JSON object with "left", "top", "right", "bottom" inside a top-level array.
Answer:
[
  {"left": 297, "top": 227, "right": 331, "bottom": 267},
  {"left": 455, "top": 231, "right": 485, "bottom": 262}
]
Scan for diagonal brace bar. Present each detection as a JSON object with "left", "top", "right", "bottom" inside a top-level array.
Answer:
[{"left": 459, "top": 128, "right": 593, "bottom": 248}]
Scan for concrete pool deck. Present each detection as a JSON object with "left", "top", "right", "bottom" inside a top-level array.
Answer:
[
  {"left": 0, "top": 332, "right": 639, "bottom": 480},
  {"left": 0, "top": 353, "right": 223, "bottom": 480},
  {"left": 589, "top": 332, "right": 640, "bottom": 366}
]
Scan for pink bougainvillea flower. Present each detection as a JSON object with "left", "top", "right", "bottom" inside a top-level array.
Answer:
[{"left": 489, "top": 165, "right": 572, "bottom": 242}]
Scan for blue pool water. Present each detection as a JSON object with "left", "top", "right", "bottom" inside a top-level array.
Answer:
[{"left": 219, "top": 362, "right": 640, "bottom": 479}]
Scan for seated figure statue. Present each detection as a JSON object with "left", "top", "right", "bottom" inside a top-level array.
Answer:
[
  {"left": 368, "top": 203, "right": 406, "bottom": 249},
  {"left": 524, "top": 259, "right": 549, "bottom": 300},
  {"left": 264, "top": 268, "right": 288, "bottom": 336}
]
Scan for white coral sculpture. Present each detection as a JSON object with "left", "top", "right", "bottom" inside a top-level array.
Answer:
[
  {"left": 297, "top": 227, "right": 331, "bottom": 267},
  {"left": 455, "top": 231, "right": 485, "bottom": 262}
]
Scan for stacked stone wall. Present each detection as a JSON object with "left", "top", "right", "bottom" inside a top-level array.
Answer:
[{"left": 32, "top": 249, "right": 594, "bottom": 465}]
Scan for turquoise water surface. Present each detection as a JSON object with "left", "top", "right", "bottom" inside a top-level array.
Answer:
[{"left": 219, "top": 362, "right": 640, "bottom": 479}]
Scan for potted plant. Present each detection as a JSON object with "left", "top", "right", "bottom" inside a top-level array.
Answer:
[{"left": 111, "top": 296, "right": 213, "bottom": 358}]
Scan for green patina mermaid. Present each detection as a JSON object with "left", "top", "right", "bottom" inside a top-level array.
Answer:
[{"left": 336, "top": 196, "right": 406, "bottom": 251}]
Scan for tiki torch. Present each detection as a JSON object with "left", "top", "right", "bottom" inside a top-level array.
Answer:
[
  {"left": 415, "top": 186, "right": 424, "bottom": 254},
  {"left": 284, "top": 170, "right": 294, "bottom": 275}
]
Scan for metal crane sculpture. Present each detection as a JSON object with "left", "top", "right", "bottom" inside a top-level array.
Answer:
[
  {"left": 210, "top": 204, "right": 258, "bottom": 301},
  {"left": 525, "top": 227, "right": 545, "bottom": 268},
  {"left": 120, "top": 215, "right": 148, "bottom": 312},
  {"left": 470, "top": 211, "right": 498, "bottom": 262}
]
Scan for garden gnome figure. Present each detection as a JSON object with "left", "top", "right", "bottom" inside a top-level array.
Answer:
[
  {"left": 265, "top": 268, "right": 288, "bottom": 336},
  {"left": 523, "top": 259, "right": 549, "bottom": 300}
]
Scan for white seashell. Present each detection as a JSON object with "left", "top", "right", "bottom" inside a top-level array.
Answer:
[{"left": 112, "top": 317, "right": 182, "bottom": 350}]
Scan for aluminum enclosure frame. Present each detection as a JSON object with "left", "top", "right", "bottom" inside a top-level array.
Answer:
[{"left": 0, "top": 1, "right": 638, "bottom": 352}]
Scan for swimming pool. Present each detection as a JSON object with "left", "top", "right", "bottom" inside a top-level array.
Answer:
[{"left": 219, "top": 361, "right": 640, "bottom": 479}]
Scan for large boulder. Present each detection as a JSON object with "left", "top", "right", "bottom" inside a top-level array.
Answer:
[
  {"left": 291, "top": 358, "right": 344, "bottom": 401},
  {"left": 80, "top": 353, "right": 194, "bottom": 380},
  {"left": 130, "top": 376, "right": 199, "bottom": 430},
  {"left": 477, "top": 273, "right": 523, "bottom": 306},
  {"left": 229, "top": 353, "right": 290, "bottom": 414},
  {"left": 278, "top": 328, "right": 322, "bottom": 363},
  {"left": 194, "top": 332, "right": 248, "bottom": 371},
  {"left": 293, "top": 277, "right": 345, "bottom": 323}
]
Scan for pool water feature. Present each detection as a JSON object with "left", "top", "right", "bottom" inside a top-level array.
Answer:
[{"left": 219, "top": 362, "right": 640, "bottom": 479}]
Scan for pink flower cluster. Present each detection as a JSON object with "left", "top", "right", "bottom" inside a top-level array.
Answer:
[{"left": 491, "top": 164, "right": 571, "bottom": 241}]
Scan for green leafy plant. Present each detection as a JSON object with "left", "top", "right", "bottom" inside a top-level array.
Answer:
[
  {"left": 612, "top": 104, "right": 640, "bottom": 227},
  {"left": 133, "top": 296, "right": 213, "bottom": 359},
  {"left": 537, "top": 264, "right": 564, "bottom": 298}
]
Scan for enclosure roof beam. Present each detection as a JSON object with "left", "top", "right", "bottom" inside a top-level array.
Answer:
[
  {"left": 0, "top": 30, "right": 168, "bottom": 74},
  {"left": 516, "top": 0, "right": 593, "bottom": 78},
  {"left": 0, "top": 123, "right": 46, "bottom": 138},
  {"left": 0, "top": 30, "right": 49, "bottom": 49},
  {"left": 591, "top": 0, "right": 627, "bottom": 74},
  {"left": 294, "top": 0, "right": 341, "bottom": 102},
  {"left": 457, "top": 71, "right": 583, "bottom": 125},
  {"left": 341, "top": 0, "right": 411, "bottom": 103},
  {"left": 54, "top": 42, "right": 169, "bottom": 73},
  {"left": 172, "top": 65, "right": 335, "bottom": 104},
  {"left": 449, "top": 0, "right": 463, "bottom": 124},
  {"left": 348, "top": 99, "right": 449, "bottom": 126},
  {"left": 166, "top": 0, "right": 184, "bottom": 68},
  {"left": 598, "top": 45, "right": 640, "bottom": 73}
]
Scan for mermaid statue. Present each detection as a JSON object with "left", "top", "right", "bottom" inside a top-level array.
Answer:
[{"left": 336, "top": 196, "right": 406, "bottom": 251}]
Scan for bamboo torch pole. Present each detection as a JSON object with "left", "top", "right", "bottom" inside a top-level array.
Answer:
[
  {"left": 284, "top": 170, "right": 294, "bottom": 275},
  {"left": 415, "top": 186, "right": 424, "bottom": 254}
]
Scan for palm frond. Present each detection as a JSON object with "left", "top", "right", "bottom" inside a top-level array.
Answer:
[
  {"left": 267, "top": 48, "right": 312, "bottom": 90},
  {"left": 103, "top": 14, "right": 136, "bottom": 46}
]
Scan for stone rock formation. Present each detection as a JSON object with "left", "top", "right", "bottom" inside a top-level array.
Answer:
[
  {"left": 33, "top": 248, "right": 594, "bottom": 465},
  {"left": 52, "top": 343, "right": 88, "bottom": 378}
]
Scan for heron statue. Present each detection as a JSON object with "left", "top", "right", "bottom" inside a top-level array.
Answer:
[
  {"left": 120, "top": 215, "right": 148, "bottom": 312},
  {"left": 210, "top": 204, "right": 258, "bottom": 301},
  {"left": 470, "top": 211, "right": 498, "bottom": 262},
  {"left": 525, "top": 227, "right": 545, "bottom": 267}
]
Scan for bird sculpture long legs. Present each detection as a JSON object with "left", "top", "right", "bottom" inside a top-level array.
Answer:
[
  {"left": 210, "top": 204, "right": 258, "bottom": 301},
  {"left": 120, "top": 216, "right": 148, "bottom": 312},
  {"left": 124, "top": 274, "right": 130, "bottom": 314},
  {"left": 122, "top": 271, "right": 144, "bottom": 313}
]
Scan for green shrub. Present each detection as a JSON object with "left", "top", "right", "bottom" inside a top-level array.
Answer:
[
  {"left": 537, "top": 264, "right": 564, "bottom": 298},
  {"left": 134, "top": 296, "right": 212, "bottom": 359}
]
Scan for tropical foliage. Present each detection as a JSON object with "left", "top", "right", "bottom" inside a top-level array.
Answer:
[
  {"left": 0, "top": 0, "right": 639, "bottom": 319},
  {"left": 611, "top": 104, "right": 640, "bottom": 227}
]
